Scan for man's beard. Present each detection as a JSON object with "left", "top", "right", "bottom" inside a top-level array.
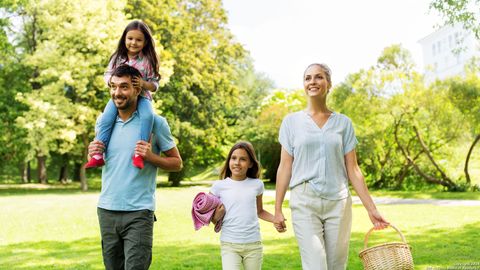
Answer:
[{"left": 112, "top": 95, "right": 132, "bottom": 110}]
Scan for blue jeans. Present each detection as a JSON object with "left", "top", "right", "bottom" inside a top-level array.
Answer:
[{"left": 96, "top": 96, "right": 154, "bottom": 148}]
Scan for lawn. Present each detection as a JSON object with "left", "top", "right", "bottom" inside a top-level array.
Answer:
[{"left": 0, "top": 185, "right": 479, "bottom": 269}]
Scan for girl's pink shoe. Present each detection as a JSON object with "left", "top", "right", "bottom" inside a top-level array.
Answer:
[
  {"left": 85, "top": 155, "right": 105, "bottom": 169},
  {"left": 132, "top": 155, "right": 144, "bottom": 169}
]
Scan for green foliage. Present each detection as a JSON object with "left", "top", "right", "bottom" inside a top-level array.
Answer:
[
  {"left": 125, "top": 0, "right": 256, "bottom": 183},
  {"left": 243, "top": 89, "right": 305, "bottom": 181},
  {"left": 1, "top": 0, "right": 128, "bottom": 183},
  {"left": 430, "top": 0, "right": 480, "bottom": 39},
  {"left": 331, "top": 44, "right": 470, "bottom": 190},
  {"left": 1, "top": 1, "right": 479, "bottom": 190}
]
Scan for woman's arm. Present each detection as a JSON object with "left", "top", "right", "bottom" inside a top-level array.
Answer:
[
  {"left": 345, "top": 149, "right": 389, "bottom": 230},
  {"left": 257, "top": 194, "right": 275, "bottom": 223},
  {"left": 273, "top": 147, "right": 293, "bottom": 232}
]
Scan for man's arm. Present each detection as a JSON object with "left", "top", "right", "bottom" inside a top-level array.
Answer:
[{"left": 135, "top": 141, "right": 182, "bottom": 172}]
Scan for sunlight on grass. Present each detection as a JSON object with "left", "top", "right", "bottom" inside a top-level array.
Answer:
[{"left": 1, "top": 186, "right": 479, "bottom": 269}]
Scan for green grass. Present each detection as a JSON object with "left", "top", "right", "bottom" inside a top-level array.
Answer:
[
  {"left": 367, "top": 190, "right": 480, "bottom": 200},
  {"left": 1, "top": 186, "right": 479, "bottom": 269}
]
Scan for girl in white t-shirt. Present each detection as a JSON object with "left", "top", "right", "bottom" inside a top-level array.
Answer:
[{"left": 210, "top": 141, "right": 275, "bottom": 270}]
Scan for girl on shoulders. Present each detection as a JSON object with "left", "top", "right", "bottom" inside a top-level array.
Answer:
[{"left": 86, "top": 20, "right": 160, "bottom": 170}]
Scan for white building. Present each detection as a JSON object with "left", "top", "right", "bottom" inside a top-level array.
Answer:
[{"left": 418, "top": 24, "right": 480, "bottom": 82}]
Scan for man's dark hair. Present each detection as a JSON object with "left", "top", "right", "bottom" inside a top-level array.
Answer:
[{"left": 110, "top": 64, "right": 142, "bottom": 82}]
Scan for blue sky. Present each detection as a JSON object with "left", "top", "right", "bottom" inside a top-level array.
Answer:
[{"left": 222, "top": 0, "right": 442, "bottom": 89}]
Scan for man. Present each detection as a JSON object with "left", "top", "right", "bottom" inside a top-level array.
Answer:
[{"left": 88, "top": 65, "right": 182, "bottom": 270}]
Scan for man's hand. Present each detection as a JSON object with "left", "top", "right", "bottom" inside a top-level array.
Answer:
[
  {"left": 135, "top": 140, "right": 152, "bottom": 160},
  {"left": 88, "top": 140, "right": 105, "bottom": 158}
]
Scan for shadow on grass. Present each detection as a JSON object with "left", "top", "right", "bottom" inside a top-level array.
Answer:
[
  {"left": 0, "top": 237, "right": 301, "bottom": 270},
  {"left": 156, "top": 180, "right": 213, "bottom": 189},
  {"left": 0, "top": 237, "right": 103, "bottom": 270},
  {"left": 151, "top": 238, "right": 302, "bottom": 270},
  {"left": 3, "top": 222, "right": 477, "bottom": 270},
  {"left": 0, "top": 184, "right": 101, "bottom": 196},
  {"left": 369, "top": 190, "right": 480, "bottom": 200},
  {"left": 0, "top": 178, "right": 213, "bottom": 196}
]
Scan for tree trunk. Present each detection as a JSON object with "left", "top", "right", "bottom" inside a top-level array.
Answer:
[
  {"left": 58, "top": 154, "right": 69, "bottom": 183},
  {"left": 80, "top": 134, "right": 89, "bottom": 191},
  {"left": 27, "top": 161, "right": 31, "bottom": 183},
  {"left": 169, "top": 170, "right": 185, "bottom": 187},
  {"left": 58, "top": 165, "right": 68, "bottom": 184},
  {"left": 464, "top": 134, "right": 480, "bottom": 185},
  {"left": 80, "top": 165, "right": 87, "bottom": 191},
  {"left": 73, "top": 163, "right": 81, "bottom": 182},
  {"left": 37, "top": 155, "right": 47, "bottom": 184},
  {"left": 20, "top": 162, "right": 29, "bottom": 183},
  {"left": 412, "top": 125, "right": 454, "bottom": 184},
  {"left": 394, "top": 163, "right": 410, "bottom": 189},
  {"left": 393, "top": 116, "right": 458, "bottom": 190}
]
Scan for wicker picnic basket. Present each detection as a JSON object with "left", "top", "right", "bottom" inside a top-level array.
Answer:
[{"left": 359, "top": 224, "right": 413, "bottom": 270}]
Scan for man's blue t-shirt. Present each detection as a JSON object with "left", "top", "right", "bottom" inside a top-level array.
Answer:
[{"left": 97, "top": 112, "right": 176, "bottom": 211}]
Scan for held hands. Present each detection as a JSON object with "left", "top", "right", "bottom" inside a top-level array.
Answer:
[
  {"left": 211, "top": 204, "right": 225, "bottom": 225},
  {"left": 368, "top": 209, "right": 390, "bottom": 230},
  {"left": 88, "top": 140, "right": 105, "bottom": 158},
  {"left": 273, "top": 212, "right": 287, "bottom": 233}
]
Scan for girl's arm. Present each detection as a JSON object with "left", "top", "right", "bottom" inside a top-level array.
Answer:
[
  {"left": 257, "top": 194, "right": 274, "bottom": 223},
  {"left": 132, "top": 77, "right": 157, "bottom": 92},
  {"left": 345, "top": 149, "right": 389, "bottom": 230},
  {"left": 211, "top": 204, "right": 225, "bottom": 225},
  {"left": 141, "top": 79, "right": 157, "bottom": 92},
  {"left": 273, "top": 147, "right": 293, "bottom": 232}
]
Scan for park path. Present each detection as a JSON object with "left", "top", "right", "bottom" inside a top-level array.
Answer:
[{"left": 262, "top": 190, "right": 480, "bottom": 206}]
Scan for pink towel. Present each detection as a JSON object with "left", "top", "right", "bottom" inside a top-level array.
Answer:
[{"left": 191, "top": 192, "right": 224, "bottom": 233}]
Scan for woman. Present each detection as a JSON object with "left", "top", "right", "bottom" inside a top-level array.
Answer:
[{"left": 273, "top": 63, "right": 389, "bottom": 270}]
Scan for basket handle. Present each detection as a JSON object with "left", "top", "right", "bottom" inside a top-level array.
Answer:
[{"left": 363, "top": 224, "right": 407, "bottom": 249}]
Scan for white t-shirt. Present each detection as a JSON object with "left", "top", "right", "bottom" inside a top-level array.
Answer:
[{"left": 210, "top": 177, "right": 264, "bottom": 243}]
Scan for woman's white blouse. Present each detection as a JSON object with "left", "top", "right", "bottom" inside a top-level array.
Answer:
[{"left": 278, "top": 111, "right": 358, "bottom": 200}]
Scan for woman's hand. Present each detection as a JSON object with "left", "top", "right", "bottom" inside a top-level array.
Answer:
[
  {"left": 368, "top": 209, "right": 389, "bottom": 230},
  {"left": 273, "top": 211, "right": 287, "bottom": 232}
]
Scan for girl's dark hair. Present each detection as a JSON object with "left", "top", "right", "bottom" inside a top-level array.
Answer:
[
  {"left": 109, "top": 20, "right": 160, "bottom": 80},
  {"left": 110, "top": 64, "right": 142, "bottom": 82},
  {"left": 220, "top": 141, "right": 261, "bottom": 179}
]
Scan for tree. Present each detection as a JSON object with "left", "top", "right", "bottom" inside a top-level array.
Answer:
[
  {"left": 430, "top": 0, "right": 480, "bottom": 39},
  {"left": 332, "top": 44, "right": 468, "bottom": 190},
  {"left": 440, "top": 66, "right": 480, "bottom": 185},
  {"left": 126, "top": 0, "right": 252, "bottom": 185},
  {"left": 0, "top": 13, "right": 31, "bottom": 181},
  {"left": 244, "top": 89, "right": 305, "bottom": 182},
  {"left": 4, "top": 0, "right": 127, "bottom": 188}
]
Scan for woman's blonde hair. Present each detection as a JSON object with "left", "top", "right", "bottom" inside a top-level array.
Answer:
[{"left": 304, "top": 63, "right": 332, "bottom": 88}]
